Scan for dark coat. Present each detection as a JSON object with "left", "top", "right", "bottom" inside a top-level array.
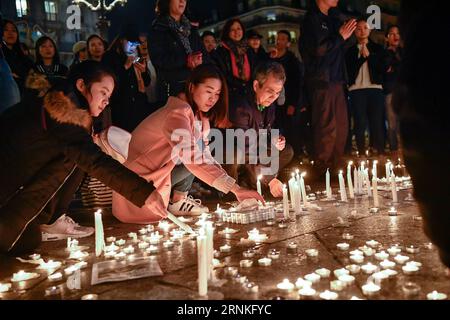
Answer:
[
  {"left": 247, "top": 47, "right": 270, "bottom": 70},
  {"left": 383, "top": 47, "right": 403, "bottom": 94},
  {"left": 0, "top": 77, "right": 155, "bottom": 253},
  {"left": 149, "top": 16, "right": 205, "bottom": 99},
  {"left": 3, "top": 46, "right": 34, "bottom": 94},
  {"left": 102, "top": 50, "right": 151, "bottom": 132},
  {"left": 345, "top": 41, "right": 385, "bottom": 87}
]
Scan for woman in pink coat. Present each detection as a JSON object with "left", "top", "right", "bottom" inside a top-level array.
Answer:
[{"left": 113, "top": 64, "right": 264, "bottom": 224}]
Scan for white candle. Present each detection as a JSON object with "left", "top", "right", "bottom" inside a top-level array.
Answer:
[
  {"left": 362, "top": 282, "right": 381, "bottom": 297},
  {"left": 366, "top": 240, "right": 380, "bottom": 248},
  {"left": 354, "top": 167, "right": 359, "bottom": 195},
  {"left": 387, "top": 246, "right": 402, "bottom": 256},
  {"left": 350, "top": 249, "right": 364, "bottom": 256},
  {"left": 300, "top": 173, "right": 308, "bottom": 206},
  {"left": 298, "top": 286, "right": 316, "bottom": 299},
  {"left": 282, "top": 184, "right": 290, "bottom": 220},
  {"left": 0, "top": 283, "right": 12, "bottom": 293},
  {"left": 305, "top": 249, "right": 319, "bottom": 257},
  {"left": 366, "top": 169, "right": 372, "bottom": 198},
  {"left": 123, "top": 245, "right": 135, "bottom": 254},
  {"left": 385, "top": 161, "right": 391, "bottom": 179},
  {"left": 406, "top": 245, "right": 420, "bottom": 254},
  {"left": 330, "top": 280, "right": 345, "bottom": 291},
  {"left": 346, "top": 265, "right": 361, "bottom": 274},
  {"left": 95, "top": 210, "right": 105, "bottom": 257},
  {"left": 347, "top": 162, "right": 355, "bottom": 199},
  {"left": 268, "top": 250, "right": 280, "bottom": 260},
  {"left": 391, "top": 174, "right": 398, "bottom": 203},
  {"left": 48, "top": 272, "right": 63, "bottom": 282},
  {"left": 402, "top": 264, "right": 419, "bottom": 275},
  {"left": 372, "top": 173, "right": 379, "bottom": 208},
  {"left": 350, "top": 255, "right": 364, "bottom": 264},
  {"left": 258, "top": 257, "right": 272, "bottom": 267},
  {"left": 334, "top": 268, "right": 350, "bottom": 278},
  {"left": 342, "top": 233, "right": 354, "bottom": 240},
  {"left": 205, "top": 221, "right": 214, "bottom": 280},
  {"left": 240, "top": 260, "right": 253, "bottom": 268},
  {"left": 338, "top": 274, "right": 355, "bottom": 286},
  {"left": 37, "top": 260, "right": 62, "bottom": 271},
  {"left": 257, "top": 175, "right": 263, "bottom": 196},
  {"left": 12, "top": 271, "right": 39, "bottom": 282},
  {"left": 288, "top": 173, "right": 296, "bottom": 206},
  {"left": 338, "top": 171, "right": 347, "bottom": 202},
  {"left": 295, "top": 278, "right": 312, "bottom": 289},
  {"left": 138, "top": 242, "right": 149, "bottom": 249},
  {"left": 374, "top": 251, "right": 389, "bottom": 261},
  {"left": 146, "top": 245, "right": 159, "bottom": 255},
  {"left": 326, "top": 169, "right": 333, "bottom": 200},
  {"left": 361, "top": 263, "right": 378, "bottom": 274},
  {"left": 158, "top": 220, "right": 172, "bottom": 232},
  {"left": 372, "top": 160, "right": 378, "bottom": 179},
  {"left": 319, "top": 290, "right": 338, "bottom": 300},
  {"left": 29, "top": 253, "right": 41, "bottom": 261},
  {"left": 197, "top": 229, "right": 208, "bottom": 297},
  {"left": 394, "top": 255, "right": 410, "bottom": 265},
  {"left": 427, "top": 291, "right": 447, "bottom": 300},
  {"left": 380, "top": 260, "right": 396, "bottom": 269},
  {"left": 277, "top": 279, "right": 295, "bottom": 292},
  {"left": 115, "top": 239, "right": 126, "bottom": 246},
  {"left": 315, "top": 268, "right": 331, "bottom": 278}
]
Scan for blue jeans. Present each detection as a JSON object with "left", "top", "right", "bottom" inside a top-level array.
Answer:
[
  {"left": 0, "top": 58, "right": 20, "bottom": 113},
  {"left": 171, "top": 164, "right": 195, "bottom": 197}
]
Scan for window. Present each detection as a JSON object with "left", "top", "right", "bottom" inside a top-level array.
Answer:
[
  {"left": 268, "top": 31, "right": 277, "bottom": 45},
  {"left": 44, "top": 1, "right": 58, "bottom": 21},
  {"left": 16, "top": 0, "right": 28, "bottom": 17},
  {"left": 267, "top": 13, "right": 277, "bottom": 22}
]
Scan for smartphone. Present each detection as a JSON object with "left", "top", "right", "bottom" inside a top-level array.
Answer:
[{"left": 124, "top": 41, "right": 141, "bottom": 63}]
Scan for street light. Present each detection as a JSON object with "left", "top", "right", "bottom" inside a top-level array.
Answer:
[{"left": 72, "top": 0, "right": 127, "bottom": 40}]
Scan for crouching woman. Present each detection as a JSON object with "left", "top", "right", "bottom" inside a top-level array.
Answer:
[
  {"left": 113, "top": 64, "right": 264, "bottom": 223},
  {"left": 0, "top": 61, "right": 165, "bottom": 255}
]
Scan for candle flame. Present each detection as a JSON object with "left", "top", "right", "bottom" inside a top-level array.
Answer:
[{"left": 301, "top": 172, "right": 306, "bottom": 177}]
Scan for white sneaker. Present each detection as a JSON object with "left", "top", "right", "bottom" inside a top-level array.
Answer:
[
  {"left": 40, "top": 214, "right": 95, "bottom": 242},
  {"left": 168, "top": 196, "right": 209, "bottom": 216}
]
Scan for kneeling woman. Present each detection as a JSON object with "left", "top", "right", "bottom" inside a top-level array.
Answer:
[
  {"left": 113, "top": 65, "right": 264, "bottom": 223},
  {"left": 0, "top": 61, "right": 164, "bottom": 255}
]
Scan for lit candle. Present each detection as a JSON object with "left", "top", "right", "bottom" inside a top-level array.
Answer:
[
  {"left": 219, "top": 244, "right": 231, "bottom": 253},
  {"left": 277, "top": 279, "right": 295, "bottom": 292},
  {"left": 334, "top": 268, "right": 350, "bottom": 278},
  {"left": 138, "top": 242, "right": 149, "bottom": 249},
  {"left": 158, "top": 220, "right": 172, "bottom": 232},
  {"left": 258, "top": 257, "right": 272, "bottom": 267},
  {"left": 29, "top": 254, "right": 41, "bottom": 261},
  {"left": 354, "top": 167, "right": 359, "bottom": 195},
  {"left": 394, "top": 255, "right": 410, "bottom": 265},
  {"left": 37, "top": 260, "right": 62, "bottom": 272},
  {"left": 388, "top": 207, "right": 398, "bottom": 216},
  {"left": 139, "top": 228, "right": 147, "bottom": 235},
  {"left": 383, "top": 269, "right": 398, "bottom": 278},
  {"left": 107, "top": 236, "right": 116, "bottom": 242},
  {"left": 330, "top": 280, "right": 345, "bottom": 291},
  {"left": 298, "top": 286, "right": 316, "bottom": 299},
  {"left": 350, "top": 249, "right": 364, "bottom": 256},
  {"left": 326, "top": 169, "right": 333, "bottom": 200},
  {"left": 319, "top": 290, "right": 338, "bottom": 300},
  {"left": 337, "top": 243, "right": 350, "bottom": 251},
  {"left": 243, "top": 250, "right": 256, "bottom": 258},
  {"left": 305, "top": 249, "right": 319, "bottom": 258},
  {"left": 372, "top": 160, "right": 378, "bottom": 179},
  {"left": 304, "top": 273, "right": 321, "bottom": 284},
  {"left": 338, "top": 171, "right": 347, "bottom": 202},
  {"left": 123, "top": 245, "right": 135, "bottom": 254},
  {"left": 387, "top": 246, "right": 402, "bottom": 256},
  {"left": 362, "top": 282, "right": 381, "bottom": 297},
  {"left": 48, "top": 272, "right": 63, "bottom": 282},
  {"left": 391, "top": 174, "right": 398, "bottom": 203},
  {"left": 205, "top": 221, "right": 214, "bottom": 280},
  {"left": 95, "top": 210, "right": 105, "bottom": 257},
  {"left": 295, "top": 278, "right": 312, "bottom": 289},
  {"left": 163, "top": 240, "right": 175, "bottom": 249},
  {"left": 380, "top": 260, "right": 396, "bottom": 270},
  {"left": 300, "top": 172, "right": 308, "bottom": 206},
  {"left": 257, "top": 175, "right": 263, "bottom": 196},
  {"left": 81, "top": 294, "right": 98, "bottom": 300},
  {"left": 244, "top": 282, "right": 259, "bottom": 293},
  {"left": 345, "top": 265, "right": 361, "bottom": 275},
  {"left": 240, "top": 260, "right": 253, "bottom": 268},
  {"left": 385, "top": 160, "right": 391, "bottom": 179},
  {"left": 220, "top": 227, "right": 238, "bottom": 235},
  {"left": 361, "top": 263, "right": 378, "bottom": 274},
  {"left": 115, "top": 239, "right": 126, "bottom": 246},
  {"left": 402, "top": 264, "right": 419, "bottom": 275},
  {"left": 0, "top": 283, "right": 12, "bottom": 293},
  {"left": 350, "top": 255, "right": 364, "bottom": 264},
  {"left": 366, "top": 240, "right": 380, "bottom": 249},
  {"left": 11, "top": 271, "right": 39, "bottom": 282},
  {"left": 374, "top": 251, "right": 389, "bottom": 261},
  {"left": 347, "top": 162, "right": 355, "bottom": 199},
  {"left": 427, "top": 291, "right": 447, "bottom": 301},
  {"left": 128, "top": 233, "right": 138, "bottom": 242},
  {"left": 315, "top": 268, "right": 331, "bottom": 278},
  {"left": 268, "top": 250, "right": 281, "bottom": 260},
  {"left": 372, "top": 271, "right": 389, "bottom": 283},
  {"left": 282, "top": 184, "right": 290, "bottom": 220},
  {"left": 362, "top": 247, "right": 375, "bottom": 257},
  {"left": 146, "top": 245, "right": 159, "bottom": 255},
  {"left": 287, "top": 242, "right": 298, "bottom": 250},
  {"left": 197, "top": 228, "right": 208, "bottom": 297},
  {"left": 342, "top": 233, "right": 354, "bottom": 240},
  {"left": 406, "top": 245, "right": 420, "bottom": 254},
  {"left": 365, "top": 169, "right": 372, "bottom": 198}
]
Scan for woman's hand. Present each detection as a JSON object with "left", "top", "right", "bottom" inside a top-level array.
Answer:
[
  {"left": 144, "top": 190, "right": 168, "bottom": 219},
  {"left": 231, "top": 184, "right": 265, "bottom": 204},
  {"left": 134, "top": 60, "right": 146, "bottom": 73},
  {"left": 124, "top": 56, "right": 134, "bottom": 70}
]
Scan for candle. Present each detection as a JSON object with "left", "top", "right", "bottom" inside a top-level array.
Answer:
[
  {"left": 402, "top": 264, "right": 419, "bottom": 275},
  {"left": 123, "top": 245, "right": 135, "bottom": 254},
  {"left": 138, "top": 228, "right": 147, "bottom": 235},
  {"left": 95, "top": 210, "right": 105, "bottom": 257},
  {"left": 233, "top": 274, "right": 247, "bottom": 284},
  {"left": 385, "top": 160, "right": 391, "bottom": 179},
  {"left": 366, "top": 240, "right": 380, "bottom": 248},
  {"left": 365, "top": 169, "right": 372, "bottom": 198},
  {"left": 219, "top": 244, "right": 231, "bottom": 253},
  {"left": 244, "top": 282, "right": 259, "bottom": 293},
  {"left": 163, "top": 240, "right": 175, "bottom": 249},
  {"left": 337, "top": 243, "right": 350, "bottom": 251},
  {"left": 221, "top": 227, "right": 238, "bottom": 235},
  {"left": 298, "top": 286, "right": 316, "bottom": 299},
  {"left": 243, "top": 250, "right": 256, "bottom": 258},
  {"left": 69, "top": 251, "right": 89, "bottom": 260},
  {"left": 107, "top": 236, "right": 116, "bottom": 242},
  {"left": 383, "top": 269, "right": 398, "bottom": 277},
  {"left": 115, "top": 239, "right": 126, "bottom": 246},
  {"left": 287, "top": 242, "right": 298, "bottom": 250},
  {"left": 257, "top": 175, "right": 263, "bottom": 196},
  {"left": 362, "top": 282, "right": 381, "bottom": 297},
  {"left": 138, "top": 242, "right": 149, "bottom": 249},
  {"left": 387, "top": 246, "right": 402, "bottom": 256},
  {"left": 315, "top": 268, "right": 331, "bottom": 278},
  {"left": 146, "top": 245, "right": 159, "bottom": 255},
  {"left": 29, "top": 254, "right": 41, "bottom": 261},
  {"left": 374, "top": 251, "right": 389, "bottom": 261},
  {"left": 407, "top": 261, "right": 422, "bottom": 268},
  {"left": 427, "top": 291, "right": 448, "bottom": 301},
  {"left": 350, "top": 249, "right": 364, "bottom": 256},
  {"left": 372, "top": 160, "right": 378, "bottom": 179},
  {"left": 205, "top": 221, "right": 214, "bottom": 280},
  {"left": 0, "top": 283, "right": 12, "bottom": 293},
  {"left": 372, "top": 271, "right": 389, "bottom": 283},
  {"left": 282, "top": 184, "right": 290, "bottom": 220},
  {"left": 48, "top": 272, "right": 63, "bottom": 282},
  {"left": 114, "top": 252, "right": 126, "bottom": 260},
  {"left": 347, "top": 162, "right": 355, "bottom": 199},
  {"left": 406, "top": 245, "right": 420, "bottom": 254},
  {"left": 277, "top": 279, "right": 295, "bottom": 292},
  {"left": 225, "top": 267, "right": 239, "bottom": 277},
  {"left": 305, "top": 249, "right": 319, "bottom": 258},
  {"left": 158, "top": 220, "right": 172, "bottom": 232},
  {"left": 330, "top": 280, "right": 345, "bottom": 291},
  {"left": 258, "top": 257, "right": 272, "bottom": 267},
  {"left": 354, "top": 167, "right": 359, "bottom": 195},
  {"left": 326, "top": 169, "right": 333, "bottom": 200},
  {"left": 362, "top": 247, "right": 375, "bottom": 257},
  {"left": 81, "top": 294, "right": 98, "bottom": 300},
  {"left": 338, "top": 171, "right": 347, "bottom": 202},
  {"left": 128, "top": 233, "right": 138, "bottom": 241},
  {"left": 394, "top": 255, "right": 410, "bottom": 265},
  {"left": 268, "top": 250, "right": 281, "bottom": 260},
  {"left": 361, "top": 263, "right": 378, "bottom": 274},
  {"left": 402, "top": 282, "right": 421, "bottom": 296},
  {"left": 304, "top": 273, "right": 321, "bottom": 284},
  {"left": 342, "top": 233, "right": 354, "bottom": 240},
  {"left": 300, "top": 172, "right": 308, "bottom": 206},
  {"left": 372, "top": 175, "right": 379, "bottom": 209},
  {"left": 391, "top": 174, "right": 398, "bottom": 203},
  {"left": 11, "top": 271, "right": 40, "bottom": 282},
  {"left": 197, "top": 229, "right": 208, "bottom": 297},
  {"left": 37, "top": 260, "right": 62, "bottom": 271},
  {"left": 240, "top": 260, "right": 253, "bottom": 268},
  {"left": 388, "top": 207, "right": 398, "bottom": 216},
  {"left": 45, "top": 286, "right": 61, "bottom": 296},
  {"left": 380, "top": 260, "right": 396, "bottom": 269},
  {"left": 295, "top": 278, "right": 312, "bottom": 289},
  {"left": 345, "top": 265, "right": 361, "bottom": 275},
  {"left": 350, "top": 255, "right": 364, "bottom": 264},
  {"left": 334, "top": 268, "right": 350, "bottom": 278},
  {"left": 319, "top": 290, "right": 338, "bottom": 300}
]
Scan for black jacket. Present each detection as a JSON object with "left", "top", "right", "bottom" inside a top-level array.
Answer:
[
  {"left": 0, "top": 78, "right": 155, "bottom": 253},
  {"left": 299, "top": 5, "right": 348, "bottom": 88},
  {"left": 149, "top": 16, "right": 205, "bottom": 98},
  {"left": 247, "top": 47, "right": 269, "bottom": 70},
  {"left": 346, "top": 41, "right": 385, "bottom": 88},
  {"left": 3, "top": 46, "right": 34, "bottom": 93},
  {"left": 383, "top": 47, "right": 403, "bottom": 94},
  {"left": 272, "top": 50, "right": 305, "bottom": 108},
  {"left": 103, "top": 50, "right": 151, "bottom": 132}
]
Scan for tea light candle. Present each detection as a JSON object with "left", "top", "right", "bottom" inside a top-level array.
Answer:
[
  {"left": 69, "top": 251, "right": 89, "bottom": 260},
  {"left": 104, "top": 251, "right": 117, "bottom": 258},
  {"left": 114, "top": 252, "right": 126, "bottom": 259},
  {"left": 383, "top": 269, "right": 398, "bottom": 278},
  {"left": 315, "top": 268, "right": 331, "bottom": 278},
  {"left": 295, "top": 278, "right": 312, "bottom": 289},
  {"left": 427, "top": 291, "right": 447, "bottom": 301},
  {"left": 104, "top": 243, "right": 119, "bottom": 252},
  {"left": 163, "top": 240, "right": 175, "bottom": 249},
  {"left": 287, "top": 242, "right": 298, "bottom": 250},
  {"left": 233, "top": 274, "right": 247, "bottom": 284},
  {"left": 258, "top": 257, "right": 272, "bottom": 266},
  {"left": 319, "top": 290, "right": 338, "bottom": 300},
  {"left": 243, "top": 250, "right": 255, "bottom": 258},
  {"left": 374, "top": 251, "right": 389, "bottom": 261},
  {"left": 342, "top": 233, "right": 354, "bottom": 240},
  {"left": 298, "top": 286, "right": 316, "bottom": 299},
  {"left": 45, "top": 286, "right": 61, "bottom": 296},
  {"left": 266, "top": 220, "right": 276, "bottom": 226},
  {"left": 221, "top": 227, "right": 238, "bottom": 235},
  {"left": 304, "top": 273, "right": 321, "bottom": 284},
  {"left": 81, "top": 294, "right": 98, "bottom": 300},
  {"left": 146, "top": 225, "right": 155, "bottom": 232},
  {"left": 225, "top": 267, "right": 239, "bottom": 277},
  {"left": 244, "top": 282, "right": 259, "bottom": 293},
  {"left": 146, "top": 245, "right": 159, "bottom": 255},
  {"left": 402, "top": 264, "right": 419, "bottom": 275},
  {"left": 334, "top": 268, "right": 350, "bottom": 278},
  {"left": 268, "top": 250, "right": 280, "bottom": 260},
  {"left": 350, "top": 255, "right": 365, "bottom": 264},
  {"left": 128, "top": 232, "right": 138, "bottom": 240},
  {"left": 345, "top": 265, "right": 361, "bottom": 275},
  {"left": 0, "top": 283, "right": 12, "bottom": 293},
  {"left": 350, "top": 249, "right": 364, "bottom": 256},
  {"left": 337, "top": 243, "right": 350, "bottom": 251},
  {"left": 305, "top": 249, "right": 318, "bottom": 258},
  {"left": 372, "top": 271, "right": 389, "bottom": 283},
  {"left": 330, "top": 280, "right": 345, "bottom": 291},
  {"left": 366, "top": 240, "right": 380, "bottom": 248},
  {"left": 380, "top": 260, "right": 396, "bottom": 269},
  {"left": 37, "top": 260, "right": 62, "bottom": 271},
  {"left": 138, "top": 242, "right": 149, "bottom": 249},
  {"left": 139, "top": 228, "right": 148, "bottom": 235},
  {"left": 29, "top": 254, "right": 41, "bottom": 261},
  {"left": 394, "top": 255, "right": 410, "bottom": 264},
  {"left": 388, "top": 207, "right": 398, "bottom": 216},
  {"left": 406, "top": 245, "right": 420, "bottom": 254},
  {"left": 219, "top": 244, "right": 231, "bottom": 253},
  {"left": 106, "top": 236, "right": 116, "bottom": 242},
  {"left": 123, "top": 246, "right": 135, "bottom": 254},
  {"left": 277, "top": 279, "right": 295, "bottom": 292},
  {"left": 387, "top": 247, "right": 402, "bottom": 256},
  {"left": 11, "top": 271, "right": 40, "bottom": 282},
  {"left": 278, "top": 221, "right": 288, "bottom": 229},
  {"left": 407, "top": 261, "right": 422, "bottom": 268},
  {"left": 361, "top": 263, "right": 378, "bottom": 274},
  {"left": 362, "top": 282, "right": 381, "bottom": 297},
  {"left": 115, "top": 239, "right": 126, "bottom": 246},
  {"left": 158, "top": 220, "right": 172, "bottom": 232},
  {"left": 48, "top": 272, "right": 63, "bottom": 282},
  {"left": 240, "top": 260, "right": 253, "bottom": 268},
  {"left": 362, "top": 248, "right": 375, "bottom": 257},
  {"left": 402, "top": 282, "right": 421, "bottom": 296},
  {"left": 338, "top": 274, "right": 355, "bottom": 286}
]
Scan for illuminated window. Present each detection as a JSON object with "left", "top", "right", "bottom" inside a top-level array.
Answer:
[
  {"left": 267, "top": 13, "right": 277, "bottom": 22},
  {"left": 268, "top": 31, "right": 277, "bottom": 45},
  {"left": 16, "top": 0, "right": 28, "bottom": 17},
  {"left": 44, "top": 1, "right": 58, "bottom": 21}
]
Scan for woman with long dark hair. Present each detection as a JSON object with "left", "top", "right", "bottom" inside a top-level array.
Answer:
[
  {"left": 0, "top": 61, "right": 162, "bottom": 254},
  {"left": 113, "top": 64, "right": 263, "bottom": 222},
  {"left": 1, "top": 19, "right": 34, "bottom": 94},
  {"left": 87, "top": 34, "right": 107, "bottom": 62},
  {"left": 33, "top": 36, "right": 68, "bottom": 81}
]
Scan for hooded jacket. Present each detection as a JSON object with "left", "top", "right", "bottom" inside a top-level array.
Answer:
[{"left": 0, "top": 75, "right": 155, "bottom": 253}]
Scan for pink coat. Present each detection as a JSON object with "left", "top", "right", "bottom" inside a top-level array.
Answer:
[{"left": 112, "top": 97, "right": 236, "bottom": 224}]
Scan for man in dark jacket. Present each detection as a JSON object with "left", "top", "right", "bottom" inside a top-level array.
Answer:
[
  {"left": 299, "top": 0, "right": 356, "bottom": 174},
  {"left": 247, "top": 30, "right": 269, "bottom": 70},
  {"left": 395, "top": 0, "right": 450, "bottom": 271},
  {"left": 224, "top": 62, "right": 294, "bottom": 198},
  {"left": 271, "top": 30, "right": 306, "bottom": 157},
  {"left": 345, "top": 18, "right": 385, "bottom": 155}
]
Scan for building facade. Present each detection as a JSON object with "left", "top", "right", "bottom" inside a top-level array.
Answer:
[{"left": 1, "top": 0, "right": 99, "bottom": 64}]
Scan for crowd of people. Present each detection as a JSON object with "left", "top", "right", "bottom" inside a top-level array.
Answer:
[{"left": 4, "top": 0, "right": 443, "bottom": 263}]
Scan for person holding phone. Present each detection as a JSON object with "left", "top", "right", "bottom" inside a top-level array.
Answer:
[{"left": 149, "top": 0, "right": 207, "bottom": 105}]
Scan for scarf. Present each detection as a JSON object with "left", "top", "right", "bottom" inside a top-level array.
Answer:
[
  {"left": 167, "top": 15, "right": 192, "bottom": 55},
  {"left": 222, "top": 40, "right": 251, "bottom": 81}
]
